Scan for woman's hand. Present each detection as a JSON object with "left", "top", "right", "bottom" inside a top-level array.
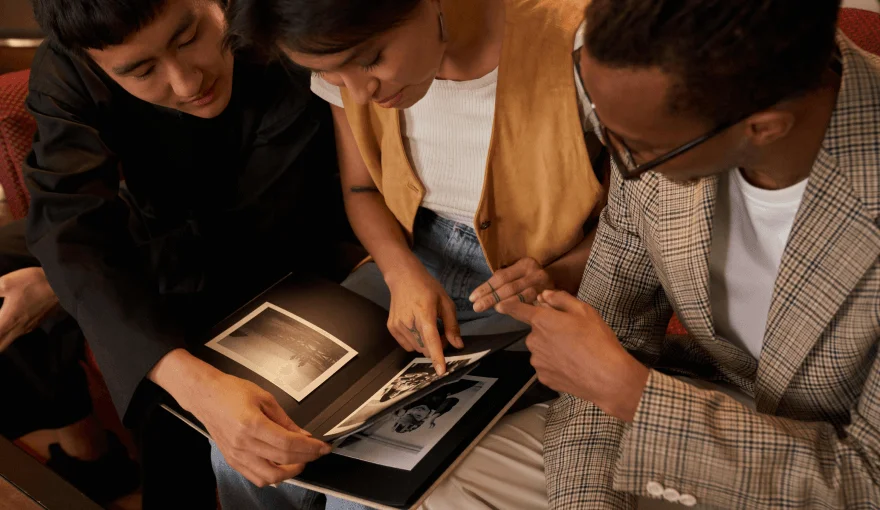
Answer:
[
  {"left": 469, "top": 257, "right": 555, "bottom": 313},
  {"left": 385, "top": 266, "right": 464, "bottom": 375}
]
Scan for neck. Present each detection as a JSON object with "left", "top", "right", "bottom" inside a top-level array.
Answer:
[
  {"left": 741, "top": 71, "right": 841, "bottom": 190},
  {"left": 437, "top": 0, "right": 505, "bottom": 80}
]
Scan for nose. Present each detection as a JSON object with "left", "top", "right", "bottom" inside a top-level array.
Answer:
[
  {"left": 167, "top": 60, "right": 203, "bottom": 100},
  {"left": 341, "top": 73, "right": 380, "bottom": 105}
]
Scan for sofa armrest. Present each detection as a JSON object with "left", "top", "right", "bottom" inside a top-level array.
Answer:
[{"left": 0, "top": 70, "right": 35, "bottom": 221}]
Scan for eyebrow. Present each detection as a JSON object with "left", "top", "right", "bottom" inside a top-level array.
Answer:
[
  {"left": 112, "top": 57, "right": 154, "bottom": 76},
  {"left": 111, "top": 11, "right": 196, "bottom": 76},
  {"left": 307, "top": 44, "right": 372, "bottom": 74}
]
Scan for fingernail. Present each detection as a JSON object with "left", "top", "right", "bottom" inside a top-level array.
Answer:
[
  {"left": 434, "top": 363, "right": 446, "bottom": 375},
  {"left": 455, "top": 336, "right": 464, "bottom": 348},
  {"left": 468, "top": 293, "right": 476, "bottom": 302},
  {"left": 321, "top": 444, "right": 332, "bottom": 455}
]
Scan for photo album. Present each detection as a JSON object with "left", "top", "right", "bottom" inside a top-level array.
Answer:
[{"left": 163, "top": 274, "right": 536, "bottom": 509}]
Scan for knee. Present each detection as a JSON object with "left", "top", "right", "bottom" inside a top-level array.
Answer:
[
  {"left": 341, "top": 263, "right": 391, "bottom": 310},
  {"left": 210, "top": 442, "right": 247, "bottom": 488}
]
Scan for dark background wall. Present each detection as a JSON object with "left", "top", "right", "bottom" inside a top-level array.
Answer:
[{"left": 0, "top": 0, "right": 43, "bottom": 74}]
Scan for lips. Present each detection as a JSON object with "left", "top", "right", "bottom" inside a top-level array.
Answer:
[
  {"left": 374, "top": 90, "right": 404, "bottom": 109},
  {"left": 188, "top": 80, "right": 217, "bottom": 106}
]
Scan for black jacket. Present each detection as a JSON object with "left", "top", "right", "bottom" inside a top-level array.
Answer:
[{"left": 23, "top": 42, "right": 341, "bottom": 421}]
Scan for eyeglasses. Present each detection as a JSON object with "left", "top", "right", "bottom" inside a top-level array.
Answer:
[
  {"left": 573, "top": 49, "right": 747, "bottom": 180},
  {"left": 573, "top": 47, "right": 843, "bottom": 180}
]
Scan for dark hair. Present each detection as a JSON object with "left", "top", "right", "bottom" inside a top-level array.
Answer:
[
  {"left": 32, "top": 0, "right": 172, "bottom": 52},
  {"left": 226, "top": 0, "right": 422, "bottom": 57},
  {"left": 584, "top": 0, "right": 842, "bottom": 124}
]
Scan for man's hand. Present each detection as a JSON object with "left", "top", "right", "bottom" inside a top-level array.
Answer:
[
  {"left": 150, "top": 350, "right": 331, "bottom": 487},
  {"left": 0, "top": 267, "right": 60, "bottom": 352},
  {"left": 469, "top": 257, "right": 554, "bottom": 313},
  {"left": 497, "top": 290, "right": 650, "bottom": 422}
]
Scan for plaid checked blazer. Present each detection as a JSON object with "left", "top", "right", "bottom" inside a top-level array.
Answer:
[{"left": 543, "top": 35, "right": 880, "bottom": 509}]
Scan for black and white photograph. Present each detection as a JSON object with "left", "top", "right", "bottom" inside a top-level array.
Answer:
[
  {"left": 332, "top": 376, "right": 496, "bottom": 470},
  {"left": 325, "top": 351, "right": 490, "bottom": 436},
  {"left": 206, "top": 302, "right": 357, "bottom": 401}
]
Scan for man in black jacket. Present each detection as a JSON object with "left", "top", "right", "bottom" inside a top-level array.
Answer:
[{"left": 1, "top": 0, "right": 345, "bottom": 505}]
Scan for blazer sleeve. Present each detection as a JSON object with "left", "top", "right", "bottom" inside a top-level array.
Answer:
[
  {"left": 578, "top": 167, "right": 673, "bottom": 361},
  {"left": 545, "top": 167, "right": 673, "bottom": 510},
  {"left": 23, "top": 52, "right": 188, "bottom": 422},
  {"left": 615, "top": 355, "right": 880, "bottom": 508}
]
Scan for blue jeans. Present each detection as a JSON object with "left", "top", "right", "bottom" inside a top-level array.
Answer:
[
  {"left": 212, "top": 210, "right": 527, "bottom": 509},
  {"left": 210, "top": 443, "right": 363, "bottom": 510},
  {"left": 344, "top": 209, "right": 526, "bottom": 336}
]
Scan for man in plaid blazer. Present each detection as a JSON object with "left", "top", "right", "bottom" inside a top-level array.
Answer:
[{"left": 497, "top": 0, "right": 880, "bottom": 508}]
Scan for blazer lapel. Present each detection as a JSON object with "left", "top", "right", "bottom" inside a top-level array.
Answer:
[
  {"left": 658, "top": 176, "right": 718, "bottom": 343},
  {"left": 756, "top": 149, "right": 880, "bottom": 413}
]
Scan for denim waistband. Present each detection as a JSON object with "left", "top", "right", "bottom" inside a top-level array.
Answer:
[{"left": 412, "top": 209, "right": 492, "bottom": 312}]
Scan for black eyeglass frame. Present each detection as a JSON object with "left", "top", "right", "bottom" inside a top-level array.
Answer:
[{"left": 573, "top": 50, "right": 751, "bottom": 180}]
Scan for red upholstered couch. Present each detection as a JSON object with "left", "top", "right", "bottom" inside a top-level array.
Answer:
[
  {"left": 1, "top": 7, "right": 879, "bottom": 430},
  {"left": 0, "top": 69, "right": 32, "bottom": 220}
]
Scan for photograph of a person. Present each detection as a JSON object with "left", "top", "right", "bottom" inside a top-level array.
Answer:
[
  {"left": 206, "top": 302, "right": 357, "bottom": 401},
  {"left": 332, "top": 376, "right": 496, "bottom": 470},
  {"left": 326, "top": 351, "right": 489, "bottom": 436}
]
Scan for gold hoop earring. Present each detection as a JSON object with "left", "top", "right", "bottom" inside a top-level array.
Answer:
[{"left": 438, "top": 11, "right": 449, "bottom": 42}]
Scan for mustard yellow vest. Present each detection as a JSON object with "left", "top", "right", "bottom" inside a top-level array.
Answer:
[{"left": 341, "top": 0, "right": 600, "bottom": 271}]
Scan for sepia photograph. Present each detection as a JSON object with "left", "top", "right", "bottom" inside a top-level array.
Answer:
[
  {"left": 326, "top": 350, "right": 489, "bottom": 436},
  {"left": 332, "top": 376, "right": 496, "bottom": 470},
  {"left": 206, "top": 302, "right": 357, "bottom": 401}
]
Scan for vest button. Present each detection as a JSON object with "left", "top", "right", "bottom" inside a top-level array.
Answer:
[{"left": 479, "top": 220, "right": 492, "bottom": 230}]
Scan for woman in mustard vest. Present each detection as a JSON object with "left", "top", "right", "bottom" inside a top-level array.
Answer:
[
  {"left": 228, "top": 0, "right": 602, "bottom": 378},
  {"left": 213, "top": 1, "right": 603, "bottom": 508}
]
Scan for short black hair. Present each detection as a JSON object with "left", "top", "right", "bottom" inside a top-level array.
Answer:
[
  {"left": 226, "top": 0, "right": 421, "bottom": 57},
  {"left": 584, "top": 0, "right": 842, "bottom": 124},
  {"left": 32, "top": 0, "right": 169, "bottom": 52}
]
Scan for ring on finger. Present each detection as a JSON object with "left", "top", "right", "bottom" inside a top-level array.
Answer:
[
  {"left": 488, "top": 282, "right": 502, "bottom": 304},
  {"left": 517, "top": 293, "right": 527, "bottom": 304}
]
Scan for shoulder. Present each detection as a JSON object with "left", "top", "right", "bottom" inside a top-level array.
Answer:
[
  {"left": 235, "top": 57, "right": 311, "bottom": 107},
  {"left": 234, "top": 57, "right": 326, "bottom": 137},
  {"left": 310, "top": 75, "right": 344, "bottom": 108},
  {"left": 828, "top": 34, "right": 880, "bottom": 215},
  {"left": 507, "top": 0, "right": 588, "bottom": 36},
  {"left": 27, "top": 41, "right": 115, "bottom": 114}
]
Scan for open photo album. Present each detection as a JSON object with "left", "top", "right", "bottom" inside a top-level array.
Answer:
[{"left": 163, "top": 274, "right": 536, "bottom": 509}]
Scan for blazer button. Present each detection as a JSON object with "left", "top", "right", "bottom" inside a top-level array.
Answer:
[
  {"left": 662, "top": 488, "right": 681, "bottom": 502},
  {"left": 679, "top": 494, "right": 697, "bottom": 507},
  {"left": 645, "top": 482, "right": 664, "bottom": 498},
  {"left": 479, "top": 220, "right": 492, "bottom": 230}
]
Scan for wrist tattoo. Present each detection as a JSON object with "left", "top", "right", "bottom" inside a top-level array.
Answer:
[{"left": 350, "top": 186, "right": 380, "bottom": 194}]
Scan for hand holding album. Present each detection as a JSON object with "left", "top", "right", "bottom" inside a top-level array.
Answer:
[
  {"left": 164, "top": 275, "right": 535, "bottom": 508},
  {"left": 183, "top": 368, "right": 331, "bottom": 486}
]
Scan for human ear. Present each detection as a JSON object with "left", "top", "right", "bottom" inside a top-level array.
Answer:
[{"left": 743, "top": 110, "right": 795, "bottom": 147}]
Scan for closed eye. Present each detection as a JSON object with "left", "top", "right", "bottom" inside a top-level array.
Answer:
[
  {"left": 179, "top": 29, "right": 199, "bottom": 48},
  {"left": 362, "top": 52, "right": 383, "bottom": 72},
  {"left": 135, "top": 66, "right": 156, "bottom": 80}
]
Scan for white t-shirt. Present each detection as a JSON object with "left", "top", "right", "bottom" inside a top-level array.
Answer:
[
  {"left": 310, "top": 23, "right": 590, "bottom": 225},
  {"left": 709, "top": 169, "right": 809, "bottom": 359}
]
